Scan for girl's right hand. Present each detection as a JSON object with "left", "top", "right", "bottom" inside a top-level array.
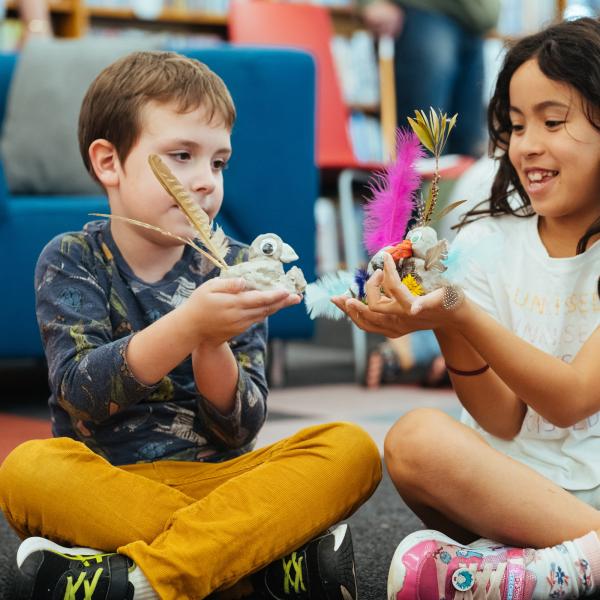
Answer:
[
  {"left": 185, "top": 277, "right": 300, "bottom": 346},
  {"left": 331, "top": 293, "right": 425, "bottom": 337}
]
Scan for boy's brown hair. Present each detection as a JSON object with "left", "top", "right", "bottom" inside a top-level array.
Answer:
[{"left": 78, "top": 51, "right": 236, "bottom": 180}]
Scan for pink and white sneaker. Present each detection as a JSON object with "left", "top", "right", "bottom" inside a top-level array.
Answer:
[{"left": 387, "top": 530, "right": 537, "bottom": 600}]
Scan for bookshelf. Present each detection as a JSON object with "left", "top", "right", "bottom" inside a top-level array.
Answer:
[
  {"left": 5, "top": 0, "right": 86, "bottom": 37},
  {"left": 87, "top": 6, "right": 227, "bottom": 26},
  {"left": 2, "top": 0, "right": 572, "bottom": 42},
  {"left": 5, "top": 1, "right": 367, "bottom": 41}
]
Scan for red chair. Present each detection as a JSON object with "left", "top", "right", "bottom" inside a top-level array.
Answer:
[{"left": 229, "top": 1, "right": 474, "bottom": 380}]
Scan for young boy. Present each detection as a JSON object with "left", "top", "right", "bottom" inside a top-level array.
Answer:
[{"left": 0, "top": 51, "right": 381, "bottom": 600}]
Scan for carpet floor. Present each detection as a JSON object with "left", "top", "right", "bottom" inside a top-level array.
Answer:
[{"left": 0, "top": 465, "right": 420, "bottom": 599}]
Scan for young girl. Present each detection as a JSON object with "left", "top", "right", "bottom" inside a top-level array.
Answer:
[{"left": 333, "top": 17, "right": 600, "bottom": 600}]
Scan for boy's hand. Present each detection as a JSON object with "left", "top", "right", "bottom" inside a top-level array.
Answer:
[{"left": 184, "top": 277, "right": 301, "bottom": 346}]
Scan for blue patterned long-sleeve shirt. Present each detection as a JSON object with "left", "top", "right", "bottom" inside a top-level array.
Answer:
[{"left": 35, "top": 220, "right": 269, "bottom": 466}]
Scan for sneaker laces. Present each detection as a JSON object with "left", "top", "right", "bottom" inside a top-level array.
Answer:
[
  {"left": 452, "top": 561, "right": 507, "bottom": 600},
  {"left": 58, "top": 552, "right": 110, "bottom": 600},
  {"left": 281, "top": 552, "right": 307, "bottom": 595}
]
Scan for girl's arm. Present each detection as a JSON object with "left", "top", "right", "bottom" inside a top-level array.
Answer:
[
  {"left": 376, "top": 253, "right": 600, "bottom": 429},
  {"left": 434, "top": 327, "right": 527, "bottom": 439},
  {"left": 448, "top": 298, "right": 600, "bottom": 428},
  {"left": 333, "top": 265, "right": 527, "bottom": 438}
]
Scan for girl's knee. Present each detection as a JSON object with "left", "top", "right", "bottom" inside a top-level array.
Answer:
[{"left": 384, "top": 408, "right": 458, "bottom": 481}]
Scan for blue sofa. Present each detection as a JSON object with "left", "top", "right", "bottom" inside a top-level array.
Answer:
[{"left": 0, "top": 47, "right": 317, "bottom": 360}]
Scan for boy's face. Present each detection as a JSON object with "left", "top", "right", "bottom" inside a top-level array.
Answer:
[{"left": 114, "top": 100, "right": 231, "bottom": 244}]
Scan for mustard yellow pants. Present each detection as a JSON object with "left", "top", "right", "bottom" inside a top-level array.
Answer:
[{"left": 0, "top": 422, "right": 381, "bottom": 600}]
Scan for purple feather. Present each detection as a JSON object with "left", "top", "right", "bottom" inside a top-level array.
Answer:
[
  {"left": 354, "top": 268, "right": 369, "bottom": 300},
  {"left": 363, "top": 129, "right": 424, "bottom": 256}
]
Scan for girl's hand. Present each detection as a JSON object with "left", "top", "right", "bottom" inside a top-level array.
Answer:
[
  {"left": 332, "top": 253, "right": 464, "bottom": 336},
  {"left": 331, "top": 293, "right": 423, "bottom": 337},
  {"left": 375, "top": 253, "right": 465, "bottom": 327}
]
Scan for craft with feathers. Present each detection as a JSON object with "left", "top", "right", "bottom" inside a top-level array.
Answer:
[
  {"left": 93, "top": 155, "right": 306, "bottom": 293},
  {"left": 305, "top": 108, "right": 467, "bottom": 320}
]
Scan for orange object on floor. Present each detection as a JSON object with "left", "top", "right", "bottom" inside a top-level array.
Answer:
[{"left": 0, "top": 414, "right": 51, "bottom": 463}]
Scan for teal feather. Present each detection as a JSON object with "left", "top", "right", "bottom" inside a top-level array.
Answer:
[{"left": 304, "top": 271, "right": 354, "bottom": 320}]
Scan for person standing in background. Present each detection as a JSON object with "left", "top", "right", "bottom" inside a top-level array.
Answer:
[
  {"left": 19, "top": 0, "right": 52, "bottom": 39},
  {"left": 361, "top": 0, "right": 500, "bottom": 157}
]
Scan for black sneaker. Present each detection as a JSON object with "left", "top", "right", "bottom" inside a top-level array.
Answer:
[
  {"left": 254, "top": 524, "right": 357, "bottom": 600},
  {"left": 15, "top": 537, "right": 134, "bottom": 599}
]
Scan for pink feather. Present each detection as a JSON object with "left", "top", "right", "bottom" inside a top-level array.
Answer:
[{"left": 363, "top": 129, "right": 424, "bottom": 256}]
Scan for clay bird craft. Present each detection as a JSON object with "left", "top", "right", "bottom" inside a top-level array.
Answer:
[{"left": 221, "top": 233, "right": 307, "bottom": 294}]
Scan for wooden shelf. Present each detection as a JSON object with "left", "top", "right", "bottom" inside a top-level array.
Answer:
[
  {"left": 5, "top": 0, "right": 75, "bottom": 13},
  {"left": 86, "top": 6, "right": 227, "bottom": 27},
  {"left": 349, "top": 103, "right": 379, "bottom": 116}
]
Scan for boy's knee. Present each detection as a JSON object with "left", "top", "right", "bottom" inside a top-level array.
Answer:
[
  {"left": 0, "top": 439, "right": 48, "bottom": 510},
  {"left": 321, "top": 422, "right": 382, "bottom": 484},
  {"left": 0, "top": 438, "right": 81, "bottom": 505}
]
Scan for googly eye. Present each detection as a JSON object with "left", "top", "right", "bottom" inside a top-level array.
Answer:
[
  {"left": 260, "top": 238, "right": 277, "bottom": 256},
  {"left": 408, "top": 230, "right": 422, "bottom": 243}
]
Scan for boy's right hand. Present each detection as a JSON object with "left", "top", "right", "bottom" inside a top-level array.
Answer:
[{"left": 183, "top": 277, "right": 301, "bottom": 346}]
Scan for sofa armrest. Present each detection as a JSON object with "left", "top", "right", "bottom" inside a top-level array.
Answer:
[
  {"left": 0, "top": 161, "right": 9, "bottom": 220},
  {"left": 0, "top": 53, "right": 16, "bottom": 221}
]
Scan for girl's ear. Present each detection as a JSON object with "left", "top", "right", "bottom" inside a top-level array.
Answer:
[{"left": 88, "top": 139, "right": 120, "bottom": 188}]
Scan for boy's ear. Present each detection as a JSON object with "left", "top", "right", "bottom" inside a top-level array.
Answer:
[{"left": 88, "top": 139, "right": 120, "bottom": 188}]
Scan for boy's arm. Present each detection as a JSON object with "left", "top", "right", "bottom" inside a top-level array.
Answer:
[
  {"left": 36, "top": 235, "right": 161, "bottom": 423},
  {"left": 192, "top": 321, "right": 269, "bottom": 449}
]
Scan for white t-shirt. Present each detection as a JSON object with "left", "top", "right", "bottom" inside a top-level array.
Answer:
[{"left": 452, "top": 213, "right": 600, "bottom": 491}]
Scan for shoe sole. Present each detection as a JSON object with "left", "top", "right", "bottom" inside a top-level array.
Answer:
[
  {"left": 16, "top": 536, "right": 104, "bottom": 569},
  {"left": 387, "top": 529, "right": 460, "bottom": 600},
  {"left": 324, "top": 524, "right": 357, "bottom": 600},
  {"left": 332, "top": 523, "right": 348, "bottom": 551}
]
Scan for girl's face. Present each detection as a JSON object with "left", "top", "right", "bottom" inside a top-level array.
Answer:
[{"left": 508, "top": 59, "right": 600, "bottom": 228}]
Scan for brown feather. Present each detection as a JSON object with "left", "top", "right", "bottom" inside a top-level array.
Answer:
[
  {"left": 90, "top": 213, "right": 225, "bottom": 270},
  {"left": 424, "top": 240, "right": 448, "bottom": 271},
  {"left": 148, "top": 154, "right": 229, "bottom": 268}
]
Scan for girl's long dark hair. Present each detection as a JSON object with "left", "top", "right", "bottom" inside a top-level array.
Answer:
[{"left": 458, "top": 17, "right": 600, "bottom": 254}]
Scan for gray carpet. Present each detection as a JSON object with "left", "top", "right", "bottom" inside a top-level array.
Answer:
[{"left": 0, "top": 466, "right": 421, "bottom": 599}]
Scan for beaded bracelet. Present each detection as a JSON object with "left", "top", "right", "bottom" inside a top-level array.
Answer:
[{"left": 445, "top": 363, "right": 490, "bottom": 377}]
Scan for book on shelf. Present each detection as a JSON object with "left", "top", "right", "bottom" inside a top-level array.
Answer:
[
  {"left": 349, "top": 110, "right": 383, "bottom": 163},
  {"left": 331, "top": 30, "right": 379, "bottom": 107},
  {"left": 84, "top": 0, "right": 230, "bottom": 14},
  {"left": 88, "top": 25, "right": 222, "bottom": 47}
]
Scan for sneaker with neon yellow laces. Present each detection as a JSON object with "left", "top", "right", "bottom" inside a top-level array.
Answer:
[
  {"left": 387, "top": 530, "right": 537, "bottom": 600},
  {"left": 253, "top": 524, "right": 356, "bottom": 600},
  {"left": 15, "top": 537, "right": 135, "bottom": 599}
]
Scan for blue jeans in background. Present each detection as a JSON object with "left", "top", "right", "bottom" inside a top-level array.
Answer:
[{"left": 394, "top": 6, "right": 486, "bottom": 156}]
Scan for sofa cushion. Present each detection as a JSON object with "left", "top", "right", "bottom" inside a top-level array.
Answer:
[{"left": 0, "top": 37, "right": 161, "bottom": 195}]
